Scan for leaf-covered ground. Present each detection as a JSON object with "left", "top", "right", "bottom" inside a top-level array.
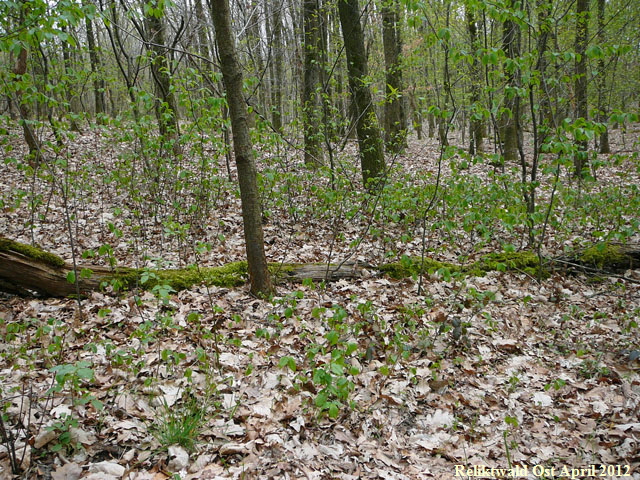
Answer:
[{"left": 1, "top": 125, "right": 639, "bottom": 479}]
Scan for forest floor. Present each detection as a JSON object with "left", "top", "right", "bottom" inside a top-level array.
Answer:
[{"left": 1, "top": 124, "right": 639, "bottom": 479}]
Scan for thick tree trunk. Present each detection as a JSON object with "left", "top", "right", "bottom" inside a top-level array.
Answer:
[
  {"left": 337, "top": 0, "right": 386, "bottom": 189},
  {"left": 210, "top": 0, "right": 275, "bottom": 297}
]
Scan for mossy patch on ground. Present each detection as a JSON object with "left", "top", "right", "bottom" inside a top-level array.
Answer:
[{"left": 0, "top": 237, "right": 65, "bottom": 267}]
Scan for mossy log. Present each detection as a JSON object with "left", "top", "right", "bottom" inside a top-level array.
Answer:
[
  {"left": 0, "top": 237, "right": 637, "bottom": 297},
  {"left": 551, "top": 243, "right": 639, "bottom": 273},
  {"left": 0, "top": 237, "right": 367, "bottom": 297}
]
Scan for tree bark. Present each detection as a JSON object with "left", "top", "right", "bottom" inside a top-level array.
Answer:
[
  {"left": 85, "top": 10, "right": 106, "bottom": 120},
  {"left": 267, "top": 0, "right": 284, "bottom": 132},
  {"left": 302, "top": 0, "right": 324, "bottom": 166},
  {"left": 500, "top": 12, "right": 520, "bottom": 163},
  {"left": 11, "top": 1, "right": 42, "bottom": 165},
  {"left": 466, "top": 6, "right": 485, "bottom": 154},
  {"left": 596, "top": 0, "right": 610, "bottom": 154},
  {"left": 574, "top": 0, "right": 590, "bottom": 175},
  {"left": 381, "top": 0, "right": 406, "bottom": 153},
  {"left": 210, "top": 0, "right": 275, "bottom": 297},
  {"left": 61, "top": 25, "right": 82, "bottom": 132},
  {"left": 144, "top": 5, "right": 181, "bottom": 155},
  {"left": 337, "top": 0, "right": 386, "bottom": 189}
]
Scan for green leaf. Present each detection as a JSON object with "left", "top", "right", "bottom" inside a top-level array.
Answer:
[
  {"left": 76, "top": 367, "right": 94, "bottom": 380},
  {"left": 66, "top": 271, "right": 76, "bottom": 284},
  {"left": 504, "top": 415, "right": 519, "bottom": 427},
  {"left": 586, "top": 45, "right": 603, "bottom": 59}
]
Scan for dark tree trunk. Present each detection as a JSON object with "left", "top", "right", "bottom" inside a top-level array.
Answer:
[
  {"left": 85, "top": 11, "right": 106, "bottom": 120},
  {"left": 61, "top": 26, "right": 82, "bottom": 132},
  {"left": 13, "top": 46, "right": 41, "bottom": 165},
  {"left": 596, "top": 0, "right": 610, "bottom": 154},
  {"left": 500, "top": 13, "right": 520, "bottom": 163},
  {"left": 302, "top": 0, "right": 324, "bottom": 166},
  {"left": 268, "top": 0, "right": 283, "bottom": 132},
  {"left": 210, "top": 0, "right": 275, "bottom": 297},
  {"left": 144, "top": 6, "right": 181, "bottom": 155},
  {"left": 337, "top": 0, "right": 386, "bottom": 189},
  {"left": 466, "top": 6, "right": 485, "bottom": 154},
  {"left": 381, "top": 0, "right": 406, "bottom": 153},
  {"left": 574, "top": 0, "right": 590, "bottom": 175},
  {"left": 535, "top": 0, "right": 553, "bottom": 131}
]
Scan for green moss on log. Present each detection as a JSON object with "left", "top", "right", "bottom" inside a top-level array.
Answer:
[
  {"left": 378, "top": 257, "right": 454, "bottom": 279},
  {"left": 0, "top": 237, "right": 65, "bottom": 267},
  {"left": 579, "top": 243, "right": 628, "bottom": 269},
  {"left": 380, "top": 251, "right": 542, "bottom": 279},
  {"left": 107, "top": 261, "right": 250, "bottom": 291},
  {"left": 474, "top": 251, "right": 541, "bottom": 276}
]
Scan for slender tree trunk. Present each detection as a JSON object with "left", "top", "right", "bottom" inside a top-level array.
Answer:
[
  {"left": 302, "top": 0, "right": 324, "bottom": 166},
  {"left": 13, "top": 46, "right": 42, "bottom": 165},
  {"left": 466, "top": 6, "right": 485, "bottom": 154},
  {"left": 85, "top": 11, "right": 106, "bottom": 120},
  {"left": 61, "top": 26, "right": 82, "bottom": 131},
  {"left": 337, "top": 0, "right": 385, "bottom": 188},
  {"left": 210, "top": 0, "right": 274, "bottom": 297},
  {"left": 500, "top": 12, "right": 520, "bottom": 163},
  {"left": 193, "top": 0, "right": 211, "bottom": 69},
  {"left": 245, "top": 0, "right": 266, "bottom": 125},
  {"left": 381, "top": 0, "right": 406, "bottom": 153},
  {"left": 535, "top": 0, "right": 553, "bottom": 133},
  {"left": 574, "top": 0, "right": 589, "bottom": 175},
  {"left": 269, "top": 0, "right": 283, "bottom": 132},
  {"left": 596, "top": 0, "right": 610, "bottom": 154},
  {"left": 144, "top": 6, "right": 181, "bottom": 155}
]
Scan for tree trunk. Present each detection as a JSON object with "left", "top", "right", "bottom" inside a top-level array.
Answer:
[
  {"left": 268, "top": 0, "right": 284, "bottom": 132},
  {"left": 535, "top": 0, "right": 553, "bottom": 132},
  {"left": 61, "top": 26, "right": 82, "bottom": 132},
  {"left": 13, "top": 45, "right": 42, "bottom": 165},
  {"left": 574, "top": 0, "right": 589, "bottom": 175},
  {"left": 381, "top": 0, "right": 406, "bottom": 153},
  {"left": 302, "top": 0, "right": 324, "bottom": 166},
  {"left": 144, "top": 6, "right": 181, "bottom": 155},
  {"left": 337, "top": 0, "right": 386, "bottom": 189},
  {"left": 85, "top": 11, "right": 106, "bottom": 121},
  {"left": 596, "top": 0, "right": 610, "bottom": 154},
  {"left": 210, "top": 0, "right": 275, "bottom": 297},
  {"left": 466, "top": 6, "right": 485, "bottom": 154},
  {"left": 500, "top": 13, "right": 520, "bottom": 163}
]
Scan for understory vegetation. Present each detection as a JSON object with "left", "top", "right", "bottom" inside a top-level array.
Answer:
[{"left": 1, "top": 118, "right": 639, "bottom": 478}]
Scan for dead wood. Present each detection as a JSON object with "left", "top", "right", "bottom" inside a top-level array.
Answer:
[{"left": 1, "top": 237, "right": 638, "bottom": 298}]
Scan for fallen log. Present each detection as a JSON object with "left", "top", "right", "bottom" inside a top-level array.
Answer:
[
  {"left": 0, "top": 237, "right": 369, "bottom": 297},
  {"left": 0, "top": 237, "right": 637, "bottom": 297}
]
